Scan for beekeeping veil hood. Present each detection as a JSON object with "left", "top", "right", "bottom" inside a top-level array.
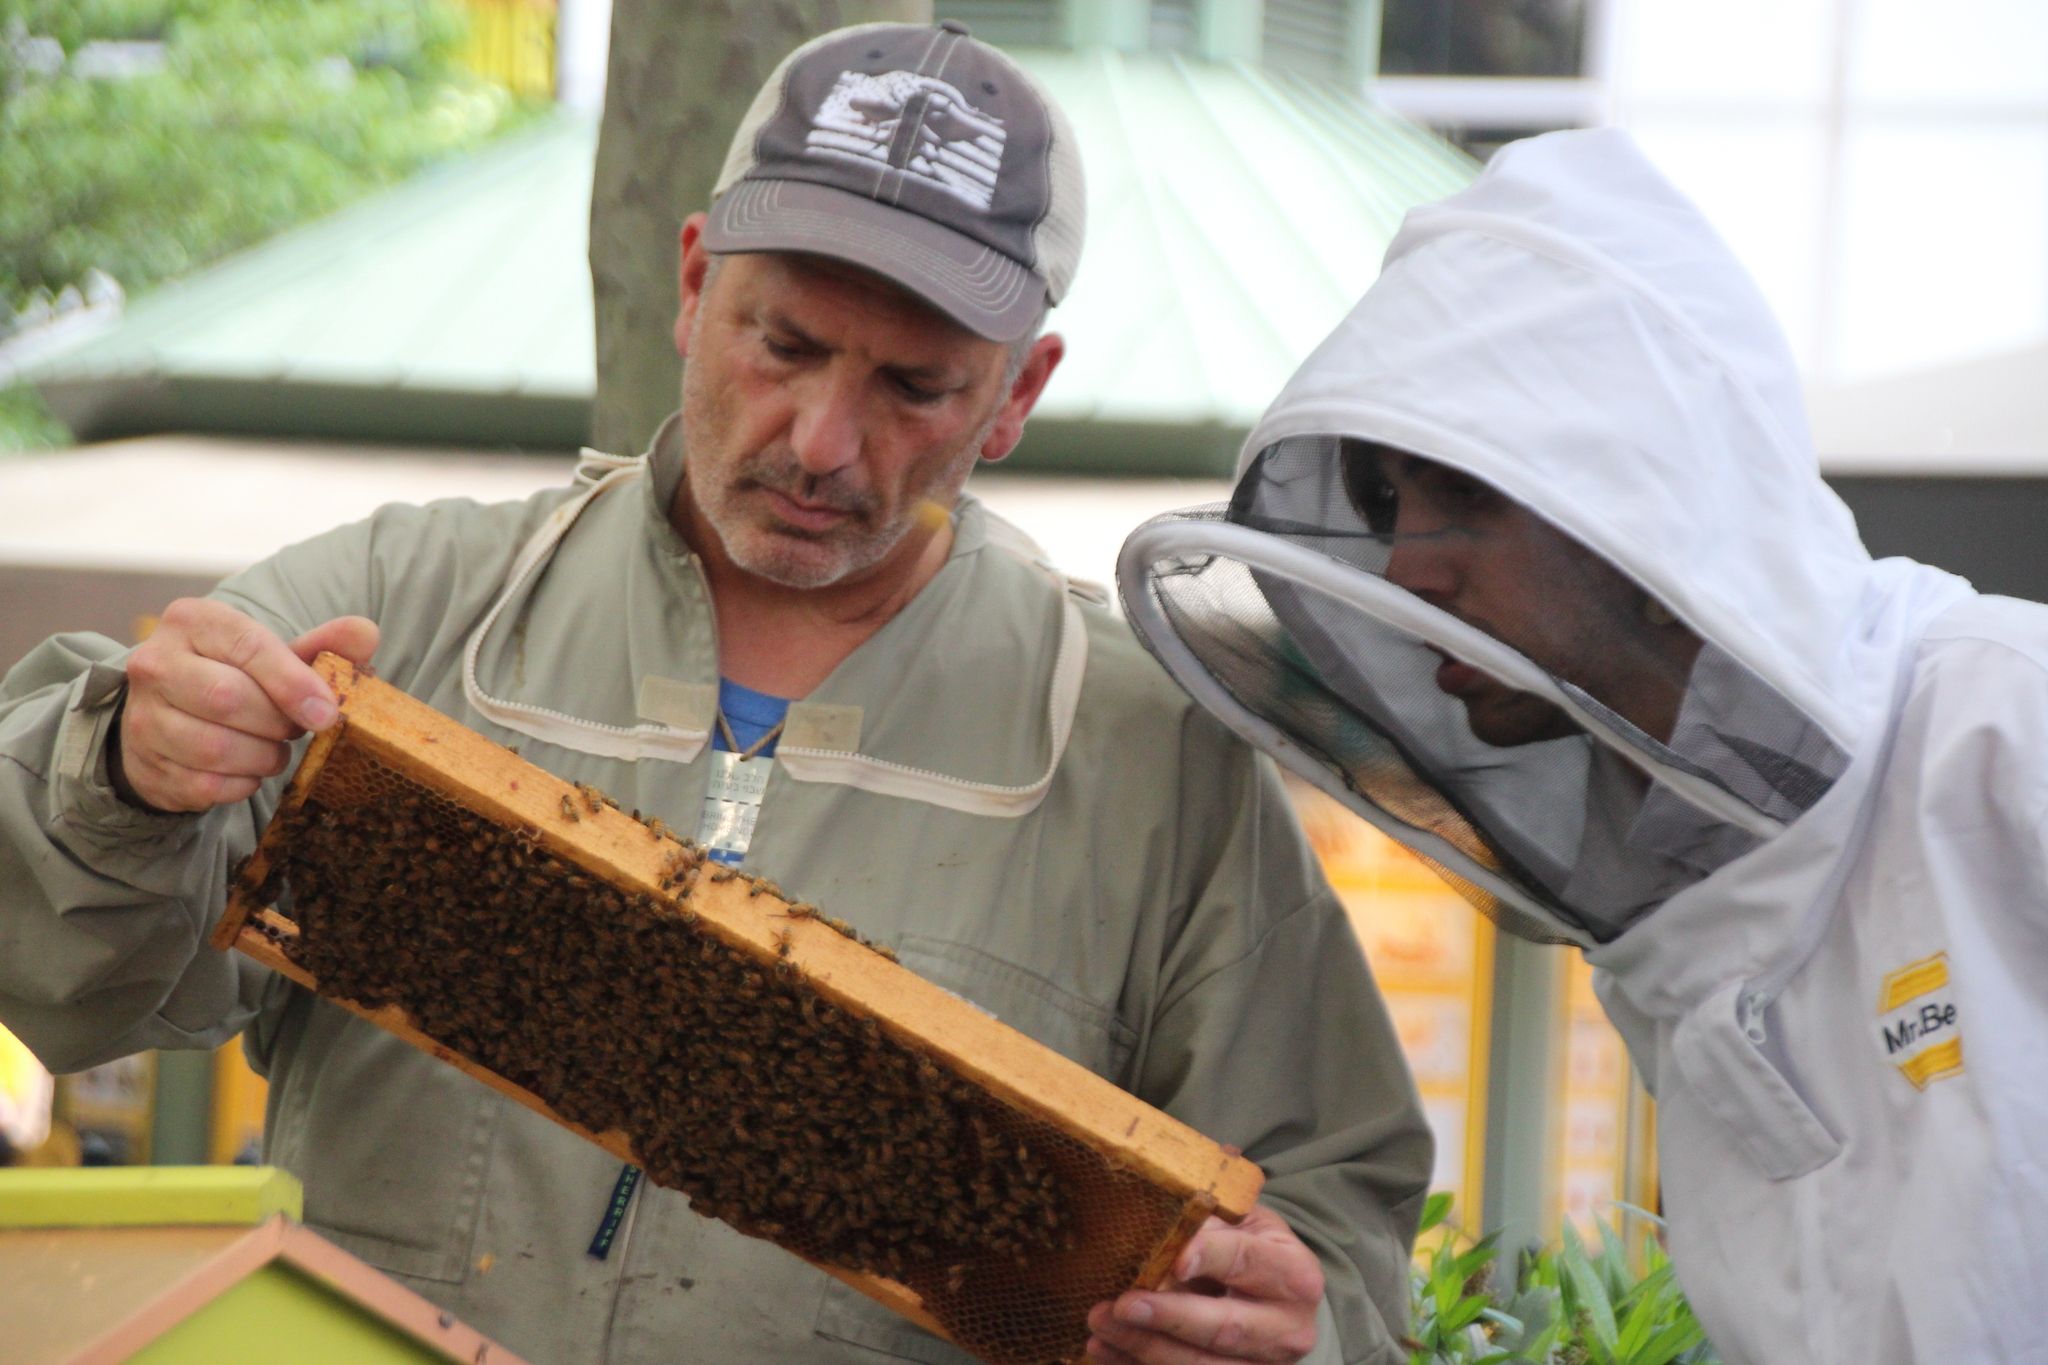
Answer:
[{"left": 1119, "top": 129, "right": 1968, "bottom": 946}]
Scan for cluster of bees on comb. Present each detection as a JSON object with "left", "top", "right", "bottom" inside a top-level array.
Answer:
[{"left": 241, "top": 756, "right": 1090, "bottom": 1306}]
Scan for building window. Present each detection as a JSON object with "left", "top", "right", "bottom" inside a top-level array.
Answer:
[
  {"left": 1370, "top": 0, "right": 1607, "bottom": 159},
  {"left": 1380, "top": 0, "right": 1589, "bottom": 79}
]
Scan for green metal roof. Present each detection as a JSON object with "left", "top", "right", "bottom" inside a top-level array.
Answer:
[
  {"left": 26, "top": 114, "right": 598, "bottom": 453},
  {"left": 27, "top": 50, "right": 1473, "bottom": 477}
]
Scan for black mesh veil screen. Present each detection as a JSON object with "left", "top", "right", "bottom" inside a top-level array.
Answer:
[
  {"left": 1127, "top": 436, "right": 1850, "bottom": 944},
  {"left": 1143, "top": 507, "right": 1594, "bottom": 943}
]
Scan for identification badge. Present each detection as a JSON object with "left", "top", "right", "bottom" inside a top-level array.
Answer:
[{"left": 696, "top": 751, "right": 772, "bottom": 865}]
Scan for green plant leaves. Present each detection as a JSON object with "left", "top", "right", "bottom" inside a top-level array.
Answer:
[
  {"left": 1, "top": 0, "right": 536, "bottom": 446},
  {"left": 2, "top": 0, "right": 524, "bottom": 318},
  {"left": 1559, "top": 1222, "right": 1621, "bottom": 1357},
  {"left": 1406, "top": 1197, "right": 1720, "bottom": 1365}
]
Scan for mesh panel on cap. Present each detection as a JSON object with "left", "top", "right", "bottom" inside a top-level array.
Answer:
[{"left": 1014, "top": 61, "right": 1084, "bottom": 300}]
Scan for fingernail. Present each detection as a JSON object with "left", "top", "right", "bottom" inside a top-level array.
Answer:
[
  {"left": 299, "top": 697, "right": 337, "bottom": 730},
  {"left": 1117, "top": 1299, "right": 1152, "bottom": 1326}
]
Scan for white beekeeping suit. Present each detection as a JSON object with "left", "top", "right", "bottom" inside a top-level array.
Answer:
[{"left": 1120, "top": 128, "right": 2048, "bottom": 1363}]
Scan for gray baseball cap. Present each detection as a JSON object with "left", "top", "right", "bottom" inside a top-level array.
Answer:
[{"left": 703, "top": 21, "right": 1086, "bottom": 342}]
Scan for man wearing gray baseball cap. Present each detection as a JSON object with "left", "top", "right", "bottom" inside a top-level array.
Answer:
[
  {"left": 0, "top": 21, "right": 1429, "bottom": 1365},
  {"left": 703, "top": 20, "right": 1082, "bottom": 344}
]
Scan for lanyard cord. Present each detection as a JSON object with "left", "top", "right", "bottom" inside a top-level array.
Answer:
[{"left": 715, "top": 708, "right": 785, "bottom": 762}]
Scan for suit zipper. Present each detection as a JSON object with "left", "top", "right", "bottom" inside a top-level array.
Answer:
[{"left": 1738, "top": 988, "right": 1770, "bottom": 1044}]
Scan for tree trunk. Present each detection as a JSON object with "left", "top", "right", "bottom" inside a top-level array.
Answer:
[{"left": 589, "top": 0, "right": 933, "bottom": 456}]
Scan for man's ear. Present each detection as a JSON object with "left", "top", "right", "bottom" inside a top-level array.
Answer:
[
  {"left": 674, "top": 211, "right": 711, "bottom": 358},
  {"left": 979, "top": 333, "right": 1065, "bottom": 464}
]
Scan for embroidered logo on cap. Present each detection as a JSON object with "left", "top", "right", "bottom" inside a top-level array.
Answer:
[
  {"left": 804, "top": 70, "right": 1006, "bottom": 210},
  {"left": 1876, "top": 952, "right": 1963, "bottom": 1090}
]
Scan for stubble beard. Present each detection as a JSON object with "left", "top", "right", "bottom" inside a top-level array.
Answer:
[
  {"left": 1451, "top": 606, "right": 1688, "bottom": 749},
  {"left": 1460, "top": 683, "right": 1580, "bottom": 748},
  {"left": 681, "top": 355, "right": 1002, "bottom": 591}
]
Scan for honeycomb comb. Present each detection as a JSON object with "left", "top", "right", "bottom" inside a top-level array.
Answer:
[{"left": 216, "top": 654, "right": 1264, "bottom": 1365}]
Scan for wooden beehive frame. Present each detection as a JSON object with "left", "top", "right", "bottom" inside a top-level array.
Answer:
[{"left": 215, "top": 654, "right": 1264, "bottom": 1355}]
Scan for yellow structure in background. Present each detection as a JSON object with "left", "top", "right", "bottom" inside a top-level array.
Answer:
[
  {"left": 1288, "top": 782, "right": 1494, "bottom": 1220},
  {"left": 61, "top": 1052, "right": 156, "bottom": 1165},
  {"left": 1288, "top": 780, "right": 1654, "bottom": 1239},
  {"left": 1559, "top": 955, "right": 1641, "bottom": 1233},
  {"left": 210, "top": 1045, "right": 268, "bottom": 1167},
  {"left": 454, "top": 0, "right": 557, "bottom": 99},
  {"left": 0, "top": 1022, "right": 54, "bottom": 1154}
]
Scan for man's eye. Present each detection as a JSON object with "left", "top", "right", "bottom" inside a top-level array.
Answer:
[
  {"left": 891, "top": 376, "right": 947, "bottom": 405},
  {"left": 762, "top": 336, "right": 805, "bottom": 361},
  {"left": 1360, "top": 482, "right": 1398, "bottom": 534},
  {"left": 1339, "top": 447, "right": 1399, "bottom": 534},
  {"left": 1438, "top": 471, "right": 1499, "bottom": 511}
]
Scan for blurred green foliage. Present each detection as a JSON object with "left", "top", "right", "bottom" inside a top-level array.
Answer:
[
  {"left": 1406, "top": 1193, "right": 1720, "bottom": 1365},
  {"left": 1, "top": 0, "right": 525, "bottom": 449},
  {"left": 0, "top": 383, "right": 67, "bottom": 453},
  {"left": 1, "top": 0, "right": 514, "bottom": 311}
]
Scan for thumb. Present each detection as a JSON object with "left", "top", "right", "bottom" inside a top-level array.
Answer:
[{"left": 290, "top": 615, "right": 380, "bottom": 669}]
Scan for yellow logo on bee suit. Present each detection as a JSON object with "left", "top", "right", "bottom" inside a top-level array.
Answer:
[{"left": 1876, "top": 953, "right": 1963, "bottom": 1090}]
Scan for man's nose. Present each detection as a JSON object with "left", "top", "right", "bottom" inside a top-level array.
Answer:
[
  {"left": 1381, "top": 512, "right": 1456, "bottom": 600},
  {"left": 790, "top": 371, "right": 863, "bottom": 478}
]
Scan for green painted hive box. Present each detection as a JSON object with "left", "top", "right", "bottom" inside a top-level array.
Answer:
[{"left": 0, "top": 1166, "right": 523, "bottom": 1364}]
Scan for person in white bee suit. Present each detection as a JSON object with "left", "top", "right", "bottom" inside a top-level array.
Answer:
[{"left": 1120, "top": 127, "right": 2048, "bottom": 1363}]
